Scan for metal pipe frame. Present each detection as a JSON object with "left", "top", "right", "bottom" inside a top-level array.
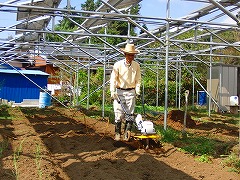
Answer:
[{"left": 0, "top": 0, "right": 240, "bottom": 125}]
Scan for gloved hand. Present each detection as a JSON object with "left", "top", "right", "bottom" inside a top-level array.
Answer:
[
  {"left": 135, "top": 86, "right": 140, "bottom": 96},
  {"left": 111, "top": 91, "right": 118, "bottom": 99}
]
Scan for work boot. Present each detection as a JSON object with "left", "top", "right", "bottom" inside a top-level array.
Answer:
[
  {"left": 114, "top": 122, "right": 121, "bottom": 141},
  {"left": 123, "top": 121, "right": 133, "bottom": 141}
]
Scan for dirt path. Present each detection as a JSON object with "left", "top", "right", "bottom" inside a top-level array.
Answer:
[{"left": 0, "top": 107, "right": 239, "bottom": 180}]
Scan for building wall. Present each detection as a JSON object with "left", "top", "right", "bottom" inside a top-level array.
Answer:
[
  {"left": 0, "top": 71, "right": 48, "bottom": 103},
  {"left": 45, "top": 64, "right": 60, "bottom": 84},
  {"left": 238, "top": 67, "right": 240, "bottom": 99},
  {"left": 207, "top": 65, "right": 239, "bottom": 112}
]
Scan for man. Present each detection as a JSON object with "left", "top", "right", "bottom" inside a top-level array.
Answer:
[{"left": 110, "top": 43, "right": 141, "bottom": 141}]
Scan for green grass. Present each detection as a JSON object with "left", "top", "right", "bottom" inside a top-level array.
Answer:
[
  {"left": 155, "top": 125, "right": 235, "bottom": 157},
  {"left": 155, "top": 124, "right": 240, "bottom": 172},
  {"left": 0, "top": 105, "right": 12, "bottom": 120},
  {"left": 178, "top": 136, "right": 216, "bottom": 156},
  {"left": 156, "top": 126, "right": 181, "bottom": 143}
]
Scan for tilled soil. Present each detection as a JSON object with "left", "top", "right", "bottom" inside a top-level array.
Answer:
[{"left": 0, "top": 107, "right": 239, "bottom": 180}]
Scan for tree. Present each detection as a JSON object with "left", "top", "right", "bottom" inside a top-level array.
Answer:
[
  {"left": 81, "top": 0, "right": 101, "bottom": 15},
  {"left": 46, "top": 5, "right": 82, "bottom": 42},
  {"left": 215, "top": 30, "right": 240, "bottom": 65},
  {"left": 140, "top": 23, "right": 148, "bottom": 34},
  {"left": 91, "top": 3, "right": 141, "bottom": 45}
]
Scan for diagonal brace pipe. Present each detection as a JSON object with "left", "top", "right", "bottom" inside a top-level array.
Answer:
[
  {"left": 99, "top": 0, "right": 166, "bottom": 46},
  {"left": 208, "top": 0, "right": 240, "bottom": 26}
]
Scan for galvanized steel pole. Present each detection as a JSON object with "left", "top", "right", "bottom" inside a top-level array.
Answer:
[{"left": 164, "top": 0, "right": 171, "bottom": 130}]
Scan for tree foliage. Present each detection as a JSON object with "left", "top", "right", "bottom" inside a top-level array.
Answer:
[
  {"left": 81, "top": 0, "right": 101, "bottom": 14},
  {"left": 215, "top": 30, "right": 240, "bottom": 65},
  {"left": 91, "top": 3, "right": 141, "bottom": 45}
]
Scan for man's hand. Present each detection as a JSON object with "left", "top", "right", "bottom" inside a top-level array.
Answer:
[
  {"left": 135, "top": 86, "right": 140, "bottom": 96},
  {"left": 111, "top": 91, "right": 118, "bottom": 99}
]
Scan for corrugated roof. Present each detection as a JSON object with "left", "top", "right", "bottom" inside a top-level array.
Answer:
[
  {"left": 0, "top": 64, "right": 21, "bottom": 70},
  {"left": 0, "top": 69, "right": 49, "bottom": 76}
]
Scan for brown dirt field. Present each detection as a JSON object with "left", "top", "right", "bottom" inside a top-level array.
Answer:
[{"left": 0, "top": 107, "right": 239, "bottom": 180}]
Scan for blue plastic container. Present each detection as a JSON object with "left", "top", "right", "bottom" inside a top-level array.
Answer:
[
  {"left": 39, "top": 90, "right": 51, "bottom": 108},
  {"left": 198, "top": 91, "right": 207, "bottom": 106}
]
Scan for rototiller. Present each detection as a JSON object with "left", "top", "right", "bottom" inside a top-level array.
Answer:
[{"left": 116, "top": 95, "right": 161, "bottom": 150}]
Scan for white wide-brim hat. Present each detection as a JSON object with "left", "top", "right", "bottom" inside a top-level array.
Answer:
[{"left": 120, "top": 43, "right": 139, "bottom": 54}]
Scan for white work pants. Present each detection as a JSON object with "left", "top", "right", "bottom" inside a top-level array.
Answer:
[{"left": 113, "top": 89, "right": 136, "bottom": 123}]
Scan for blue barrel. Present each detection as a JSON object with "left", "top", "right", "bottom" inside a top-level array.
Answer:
[
  {"left": 198, "top": 91, "right": 207, "bottom": 106},
  {"left": 39, "top": 90, "right": 51, "bottom": 108}
]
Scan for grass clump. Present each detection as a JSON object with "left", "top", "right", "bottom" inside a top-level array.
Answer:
[
  {"left": 156, "top": 125, "right": 222, "bottom": 156},
  {"left": 156, "top": 126, "right": 181, "bottom": 143},
  {"left": 0, "top": 105, "right": 11, "bottom": 120},
  {"left": 13, "top": 139, "right": 25, "bottom": 179},
  {"left": 222, "top": 153, "right": 240, "bottom": 173},
  {"left": 179, "top": 135, "right": 216, "bottom": 156}
]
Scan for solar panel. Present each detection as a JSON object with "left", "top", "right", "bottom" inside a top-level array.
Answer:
[
  {"left": 96, "top": 0, "right": 142, "bottom": 12},
  {"left": 16, "top": 15, "right": 50, "bottom": 33},
  {"left": 67, "top": 0, "right": 141, "bottom": 42},
  {"left": 16, "top": 0, "right": 61, "bottom": 21},
  {"left": 15, "top": 0, "right": 62, "bottom": 40}
]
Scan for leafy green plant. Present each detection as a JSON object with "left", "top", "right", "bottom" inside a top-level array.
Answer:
[{"left": 195, "top": 154, "right": 212, "bottom": 163}]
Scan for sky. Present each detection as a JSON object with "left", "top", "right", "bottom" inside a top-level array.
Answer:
[{"left": 0, "top": 0, "right": 238, "bottom": 40}]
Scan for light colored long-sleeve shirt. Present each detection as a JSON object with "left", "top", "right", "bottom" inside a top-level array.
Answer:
[{"left": 110, "top": 59, "right": 141, "bottom": 93}]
